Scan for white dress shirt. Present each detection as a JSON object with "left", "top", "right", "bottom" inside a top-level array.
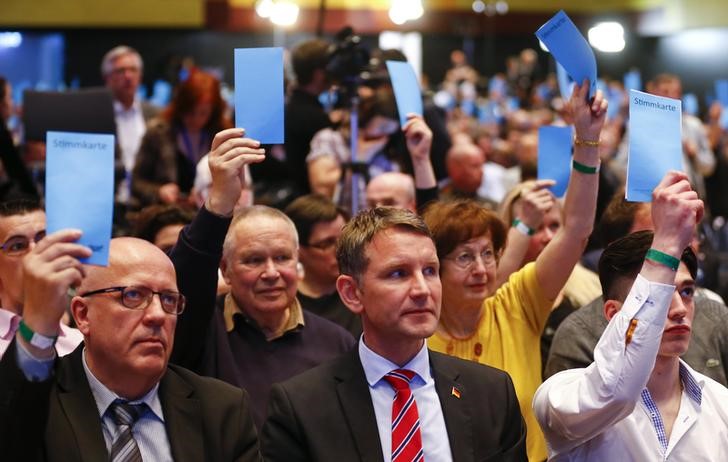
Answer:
[
  {"left": 359, "top": 339, "right": 453, "bottom": 462},
  {"left": 114, "top": 99, "right": 147, "bottom": 173},
  {"left": 534, "top": 274, "right": 728, "bottom": 461},
  {"left": 0, "top": 307, "right": 83, "bottom": 359}
]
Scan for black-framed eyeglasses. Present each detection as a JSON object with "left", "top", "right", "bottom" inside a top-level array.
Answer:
[
  {"left": 0, "top": 231, "right": 46, "bottom": 256},
  {"left": 79, "top": 286, "right": 186, "bottom": 315}
]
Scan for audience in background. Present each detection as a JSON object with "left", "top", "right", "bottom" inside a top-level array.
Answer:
[
  {"left": 101, "top": 45, "right": 160, "bottom": 204},
  {"left": 284, "top": 194, "right": 361, "bottom": 337},
  {"left": 3, "top": 32, "right": 728, "bottom": 461},
  {"left": 132, "top": 70, "right": 230, "bottom": 207},
  {"left": 422, "top": 80, "right": 606, "bottom": 461},
  {"left": 284, "top": 38, "right": 332, "bottom": 197}
]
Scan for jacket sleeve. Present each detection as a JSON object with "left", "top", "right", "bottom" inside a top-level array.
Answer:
[
  {"left": 0, "top": 339, "right": 55, "bottom": 460},
  {"left": 169, "top": 206, "right": 232, "bottom": 370},
  {"left": 260, "top": 383, "right": 312, "bottom": 462}
]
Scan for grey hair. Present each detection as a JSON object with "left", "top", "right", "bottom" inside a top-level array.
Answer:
[
  {"left": 101, "top": 45, "right": 143, "bottom": 77},
  {"left": 222, "top": 206, "right": 299, "bottom": 263}
]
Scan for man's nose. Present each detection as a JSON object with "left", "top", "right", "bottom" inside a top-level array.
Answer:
[{"left": 668, "top": 291, "right": 688, "bottom": 320}]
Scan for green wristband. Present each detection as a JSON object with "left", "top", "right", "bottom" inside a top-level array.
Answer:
[
  {"left": 645, "top": 248, "right": 680, "bottom": 271},
  {"left": 572, "top": 159, "right": 600, "bottom": 174},
  {"left": 18, "top": 319, "right": 58, "bottom": 349},
  {"left": 512, "top": 218, "right": 534, "bottom": 236}
]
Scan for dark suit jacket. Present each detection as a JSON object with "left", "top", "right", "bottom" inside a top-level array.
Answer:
[
  {"left": 261, "top": 348, "right": 527, "bottom": 462},
  {"left": 0, "top": 341, "right": 261, "bottom": 462}
]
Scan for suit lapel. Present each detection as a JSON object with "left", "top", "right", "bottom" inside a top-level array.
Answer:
[
  {"left": 430, "top": 351, "right": 474, "bottom": 462},
  {"left": 55, "top": 346, "right": 110, "bottom": 461},
  {"left": 335, "top": 349, "right": 385, "bottom": 462},
  {"left": 159, "top": 368, "right": 205, "bottom": 461}
]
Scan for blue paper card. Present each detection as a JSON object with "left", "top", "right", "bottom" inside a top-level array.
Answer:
[
  {"left": 606, "top": 85, "right": 624, "bottom": 120},
  {"left": 627, "top": 90, "right": 683, "bottom": 202},
  {"left": 538, "top": 125, "right": 573, "bottom": 198},
  {"left": 386, "top": 61, "right": 423, "bottom": 126},
  {"left": 234, "top": 47, "right": 284, "bottom": 143},
  {"left": 488, "top": 75, "right": 507, "bottom": 99},
  {"left": 536, "top": 10, "right": 597, "bottom": 97},
  {"left": 682, "top": 93, "right": 698, "bottom": 116},
  {"left": 45, "top": 131, "right": 115, "bottom": 266},
  {"left": 555, "top": 61, "right": 574, "bottom": 100},
  {"left": 715, "top": 80, "right": 728, "bottom": 129},
  {"left": 623, "top": 70, "right": 642, "bottom": 92}
]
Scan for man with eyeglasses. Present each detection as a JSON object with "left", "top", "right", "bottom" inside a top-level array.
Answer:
[
  {"left": 102, "top": 45, "right": 160, "bottom": 205},
  {"left": 0, "top": 198, "right": 84, "bottom": 359},
  {"left": 0, "top": 234, "right": 260, "bottom": 460},
  {"left": 284, "top": 194, "right": 361, "bottom": 337}
]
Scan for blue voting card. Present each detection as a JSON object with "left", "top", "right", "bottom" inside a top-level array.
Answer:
[
  {"left": 556, "top": 61, "right": 574, "bottom": 100},
  {"left": 386, "top": 61, "right": 423, "bottom": 126},
  {"left": 623, "top": 70, "right": 642, "bottom": 92},
  {"left": 538, "top": 125, "right": 573, "bottom": 198},
  {"left": 536, "top": 10, "right": 597, "bottom": 98},
  {"left": 606, "top": 84, "right": 624, "bottom": 121},
  {"left": 682, "top": 93, "right": 698, "bottom": 116},
  {"left": 234, "top": 47, "right": 284, "bottom": 144},
  {"left": 45, "top": 131, "right": 115, "bottom": 266},
  {"left": 488, "top": 75, "right": 507, "bottom": 99},
  {"left": 715, "top": 80, "right": 728, "bottom": 129},
  {"left": 627, "top": 90, "right": 683, "bottom": 202}
]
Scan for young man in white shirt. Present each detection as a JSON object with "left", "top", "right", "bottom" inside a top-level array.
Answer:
[{"left": 533, "top": 171, "right": 728, "bottom": 461}]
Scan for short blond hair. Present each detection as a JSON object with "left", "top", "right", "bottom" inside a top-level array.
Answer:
[{"left": 336, "top": 207, "right": 431, "bottom": 282}]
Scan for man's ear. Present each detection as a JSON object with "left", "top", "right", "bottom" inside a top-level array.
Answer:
[
  {"left": 219, "top": 258, "right": 232, "bottom": 286},
  {"left": 71, "top": 296, "right": 91, "bottom": 336},
  {"left": 336, "top": 274, "right": 364, "bottom": 315},
  {"left": 603, "top": 299, "right": 622, "bottom": 322}
]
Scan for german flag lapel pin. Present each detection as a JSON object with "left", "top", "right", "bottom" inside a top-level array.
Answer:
[{"left": 451, "top": 386, "right": 461, "bottom": 399}]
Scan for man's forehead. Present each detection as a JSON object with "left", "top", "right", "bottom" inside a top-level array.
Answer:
[
  {"left": 367, "top": 228, "right": 435, "bottom": 256},
  {"left": 0, "top": 211, "right": 46, "bottom": 237},
  {"left": 676, "top": 262, "right": 695, "bottom": 286}
]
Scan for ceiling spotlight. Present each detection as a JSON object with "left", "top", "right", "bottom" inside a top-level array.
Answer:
[
  {"left": 472, "top": 0, "right": 485, "bottom": 13},
  {"left": 588, "top": 21, "right": 625, "bottom": 52},
  {"left": 495, "top": 1, "right": 508, "bottom": 15},
  {"left": 389, "top": 0, "right": 424, "bottom": 25},
  {"left": 255, "top": 0, "right": 274, "bottom": 18},
  {"left": 270, "top": 0, "right": 299, "bottom": 27}
]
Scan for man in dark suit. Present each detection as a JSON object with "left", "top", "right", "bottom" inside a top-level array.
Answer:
[
  {"left": 0, "top": 234, "right": 260, "bottom": 461},
  {"left": 261, "top": 207, "right": 526, "bottom": 461}
]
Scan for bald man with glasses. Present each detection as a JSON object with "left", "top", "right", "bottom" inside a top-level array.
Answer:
[{"left": 0, "top": 234, "right": 260, "bottom": 461}]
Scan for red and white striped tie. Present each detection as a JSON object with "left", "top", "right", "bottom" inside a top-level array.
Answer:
[{"left": 383, "top": 369, "right": 424, "bottom": 462}]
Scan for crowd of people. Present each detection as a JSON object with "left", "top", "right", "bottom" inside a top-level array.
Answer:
[{"left": 1, "top": 37, "right": 727, "bottom": 461}]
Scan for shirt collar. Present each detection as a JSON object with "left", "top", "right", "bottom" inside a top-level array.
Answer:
[
  {"left": 678, "top": 359, "right": 703, "bottom": 405},
  {"left": 81, "top": 348, "right": 164, "bottom": 422},
  {"left": 113, "top": 98, "right": 141, "bottom": 115},
  {"left": 223, "top": 293, "right": 305, "bottom": 340},
  {"left": 358, "top": 336, "right": 433, "bottom": 388},
  {"left": 0, "top": 308, "right": 19, "bottom": 340}
]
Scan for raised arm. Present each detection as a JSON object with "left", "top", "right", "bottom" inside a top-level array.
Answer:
[
  {"left": 0, "top": 230, "right": 90, "bottom": 455},
  {"left": 170, "top": 128, "right": 264, "bottom": 368},
  {"left": 533, "top": 172, "right": 703, "bottom": 455},
  {"left": 534, "top": 80, "right": 605, "bottom": 299},
  {"left": 495, "top": 179, "right": 555, "bottom": 288}
]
